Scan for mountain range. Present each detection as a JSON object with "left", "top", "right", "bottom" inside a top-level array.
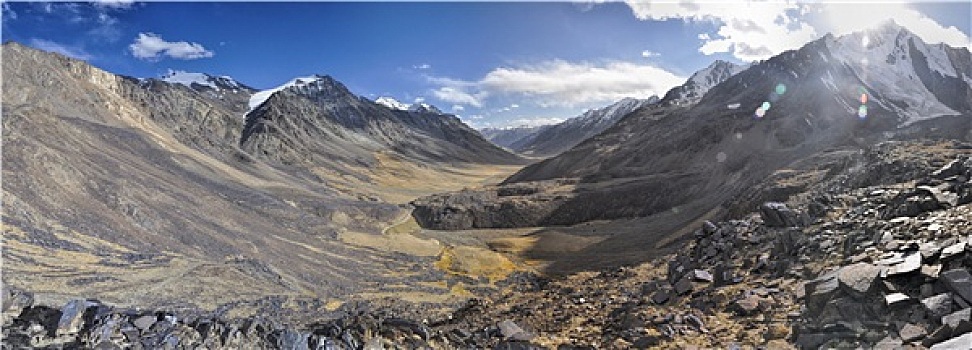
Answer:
[
  {"left": 0, "top": 40, "right": 522, "bottom": 310},
  {"left": 4, "top": 19, "right": 972, "bottom": 349},
  {"left": 480, "top": 59, "right": 748, "bottom": 158},
  {"left": 413, "top": 21, "right": 972, "bottom": 239}
]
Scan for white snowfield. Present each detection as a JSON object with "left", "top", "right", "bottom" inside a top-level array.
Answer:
[
  {"left": 248, "top": 76, "right": 321, "bottom": 111},
  {"left": 827, "top": 22, "right": 962, "bottom": 125}
]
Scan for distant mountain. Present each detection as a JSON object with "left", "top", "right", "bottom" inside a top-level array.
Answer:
[
  {"left": 161, "top": 70, "right": 253, "bottom": 93},
  {"left": 513, "top": 97, "right": 660, "bottom": 156},
  {"left": 660, "top": 60, "right": 747, "bottom": 106},
  {"left": 479, "top": 125, "right": 548, "bottom": 149},
  {"left": 413, "top": 21, "right": 972, "bottom": 231},
  {"left": 241, "top": 75, "right": 521, "bottom": 173}
]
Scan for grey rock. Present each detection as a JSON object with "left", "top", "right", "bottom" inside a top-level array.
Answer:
[
  {"left": 732, "top": 295, "right": 762, "bottom": 316},
  {"left": 57, "top": 299, "right": 89, "bottom": 336},
  {"left": 929, "top": 331, "right": 972, "bottom": 350},
  {"left": 498, "top": 320, "right": 534, "bottom": 341},
  {"left": 941, "top": 308, "right": 971, "bottom": 334},
  {"left": 923, "top": 325, "right": 955, "bottom": 347},
  {"left": 931, "top": 158, "right": 968, "bottom": 179},
  {"left": 674, "top": 276, "right": 693, "bottom": 295},
  {"left": 922, "top": 293, "right": 955, "bottom": 320},
  {"left": 759, "top": 202, "right": 807, "bottom": 227},
  {"left": 689, "top": 269, "right": 713, "bottom": 283},
  {"left": 899, "top": 323, "right": 927, "bottom": 343},
  {"left": 838, "top": 263, "right": 882, "bottom": 299},
  {"left": 702, "top": 221, "right": 719, "bottom": 235},
  {"left": 651, "top": 288, "right": 671, "bottom": 305},
  {"left": 923, "top": 264, "right": 944, "bottom": 279},
  {"left": 133, "top": 315, "right": 157, "bottom": 331},
  {"left": 917, "top": 185, "right": 959, "bottom": 208},
  {"left": 805, "top": 270, "right": 840, "bottom": 310},
  {"left": 941, "top": 269, "right": 972, "bottom": 305},
  {"left": 887, "top": 251, "right": 922, "bottom": 276},
  {"left": 940, "top": 241, "right": 967, "bottom": 260},
  {"left": 494, "top": 340, "right": 546, "bottom": 350},
  {"left": 277, "top": 329, "right": 309, "bottom": 350}
]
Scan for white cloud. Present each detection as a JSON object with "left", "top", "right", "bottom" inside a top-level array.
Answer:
[
  {"left": 432, "top": 86, "right": 485, "bottom": 107},
  {"left": 816, "top": 2, "right": 970, "bottom": 49},
  {"left": 128, "top": 33, "right": 214, "bottom": 60},
  {"left": 2, "top": 2, "right": 17, "bottom": 20},
  {"left": 429, "top": 59, "right": 683, "bottom": 108},
  {"left": 506, "top": 117, "right": 565, "bottom": 128},
  {"left": 413, "top": 97, "right": 426, "bottom": 103},
  {"left": 414, "top": 63, "right": 432, "bottom": 70},
  {"left": 29, "top": 39, "right": 93, "bottom": 60},
  {"left": 624, "top": 0, "right": 818, "bottom": 61},
  {"left": 641, "top": 50, "right": 660, "bottom": 58},
  {"left": 92, "top": 0, "right": 136, "bottom": 10},
  {"left": 451, "top": 105, "right": 465, "bottom": 112},
  {"left": 478, "top": 60, "right": 684, "bottom": 107},
  {"left": 621, "top": 1, "right": 971, "bottom": 61}
]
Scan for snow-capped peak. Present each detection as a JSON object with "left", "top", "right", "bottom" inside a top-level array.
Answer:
[
  {"left": 661, "top": 60, "right": 747, "bottom": 105},
  {"left": 161, "top": 70, "right": 248, "bottom": 92},
  {"left": 408, "top": 102, "right": 443, "bottom": 114},
  {"left": 568, "top": 97, "right": 658, "bottom": 127},
  {"left": 375, "top": 96, "right": 410, "bottom": 111},
  {"left": 248, "top": 75, "right": 334, "bottom": 110},
  {"left": 823, "top": 20, "right": 962, "bottom": 124}
]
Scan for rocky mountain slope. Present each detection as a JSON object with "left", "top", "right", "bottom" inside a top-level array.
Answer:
[
  {"left": 6, "top": 140, "right": 971, "bottom": 349},
  {"left": 240, "top": 75, "right": 522, "bottom": 179},
  {"left": 412, "top": 22, "right": 972, "bottom": 233},
  {"left": 1, "top": 42, "right": 523, "bottom": 318},
  {"left": 512, "top": 97, "right": 660, "bottom": 157}
]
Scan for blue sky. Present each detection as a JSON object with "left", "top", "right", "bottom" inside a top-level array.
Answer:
[{"left": 3, "top": 1, "right": 970, "bottom": 129}]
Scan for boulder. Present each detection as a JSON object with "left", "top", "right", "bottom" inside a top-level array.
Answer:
[
  {"left": 899, "top": 323, "right": 927, "bottom": 343},
  {"left": 804, "top": 270, "right": 840, "bottom": 311},
  {"left": 732, "top": 295, "right": 762, "bottom": 316},
  {"left": 498, "top": 320, "right": 534, "bottom": 341},
  {"left": 838, "top": 263, "right": 881, "bottom": 299},
  {"left": 887, "top": 252, "right": 921, "bottom": 277},
  {"left": 929, "top": 331, "right": 972, "bottom": 350},
  {"left": 689, "top": 269, "right": 714, "bottom": 283},
  {"left": 941, "top": 308, "right": 971, "bottom": 334},
  {"left": 57, "top": 299, "right": 90, "bottom": 336},
  {"left": 922, "top": 294, "right": 955, "bottom": 320},
  {"left": 133, "top": 315, "right": 157, "bottom": 331},
  {"left": 940, "top": 269, "right": 972, "bottom": 305},
  {"left": 931, "top": 158, "right": 968, "bottom": 179},
  {"left": 760, "top": 202, "right": 807, "bottom": 228}
]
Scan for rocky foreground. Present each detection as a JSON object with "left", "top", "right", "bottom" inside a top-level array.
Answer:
[{"left": 4, "top": 141, "right": 972, "bottom": 349}]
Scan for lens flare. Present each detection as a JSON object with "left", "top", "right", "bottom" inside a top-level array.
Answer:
[
  {"left": 858, "top": 105, "right": 867, "bottom": 119},
  {"left": 775, "top": 83, "right": 786, "bottom": 95},
  {"left": 860, "top": 93, "right": 868, "bottom": 104},
  {"left": 755, "top": 107, "right": 766, "bottom": 118},
  {"left": 761, "top": 101, "right": 771, "bottom": 110},
  {"left": 716, "top": 152, "right": 727, "bottom": 163}
]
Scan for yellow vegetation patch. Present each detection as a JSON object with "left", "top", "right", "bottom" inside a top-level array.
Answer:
[{"left": 436, "top": 246, "right": 519, "bottom": 282}]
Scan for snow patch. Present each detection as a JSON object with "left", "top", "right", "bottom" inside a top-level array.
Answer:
[
  {"left": 375, "top": 96, "right": 410, "bottom": 111},
  {"left": 248, "top": 76, "right": 321, "bottom": 110},
  {"left": 162, "top": 70, "right": 217, "bottom": 90}
]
